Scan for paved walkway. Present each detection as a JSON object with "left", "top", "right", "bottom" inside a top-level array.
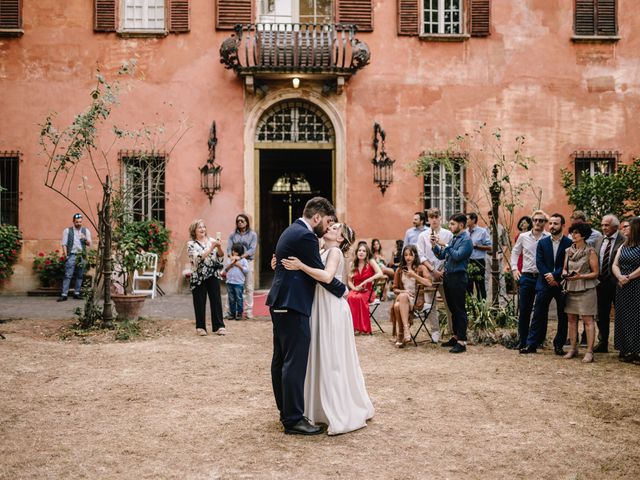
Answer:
[{"left": 0, "top": 290, "right": 394, "bottom": 324}]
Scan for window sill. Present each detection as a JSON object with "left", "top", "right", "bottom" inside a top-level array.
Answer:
[
  {"left": 571, "top": 35, "right": 620, "bottom": 44},
  {"left": 419, "top": 33, "right": 470, "bottom": 42},
  {"left": 0, "top": 29, "right": 24, "bottom": 37},
  {"left": 117, "top": 30, "right": 168, "bottom": 38}
]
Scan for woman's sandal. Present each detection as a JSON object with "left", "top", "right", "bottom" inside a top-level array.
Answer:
[
  {"left": 563, "top": 349, "right": 578, "bottom": 359},
  {"left": 582, "top": 352, "right": 594, "bottom": 363}
]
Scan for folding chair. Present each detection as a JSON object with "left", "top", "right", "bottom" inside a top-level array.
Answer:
[
  {"left": 368, "top": 277, "right": 388, "bottom": 333},
  {"left": 132, "top": 252, "right": 159, "bottom": 299},
  {"left": 411, "top": 284, "right": 437, "bottom": 346}
]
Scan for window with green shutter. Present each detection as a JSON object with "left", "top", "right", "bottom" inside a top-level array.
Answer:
[
  {"left": 573, "top": 0, "right": 619, "bottom": 40},
  {"left": 0, "top": 0, "right": 23, "bottom": 37}
]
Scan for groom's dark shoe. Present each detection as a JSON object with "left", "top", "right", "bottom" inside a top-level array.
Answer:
[{"left": 284, "top": 418, "right": 324, "bottom": 436}]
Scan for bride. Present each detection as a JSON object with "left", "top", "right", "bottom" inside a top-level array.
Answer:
[{"left": 281, "top": 222, "right": 374, "bottom": 435}]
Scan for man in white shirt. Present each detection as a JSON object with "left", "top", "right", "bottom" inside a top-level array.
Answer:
[
  {"left": 510, "top": 210, "right": 550, "bottom": 349},
  {"left": 58, "top": 213, "right": 92, "bottom": 301},
  {"left": 417, "top": 208, "right": 453, "bottom": 343}
]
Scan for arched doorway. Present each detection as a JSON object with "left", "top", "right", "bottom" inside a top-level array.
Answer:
[{"left": 255, "top": 99, "right": 335, "bottom": 286}]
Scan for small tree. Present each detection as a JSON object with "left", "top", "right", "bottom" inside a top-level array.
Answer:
[
  {"left": 413, "top": 123, "right": 542, "bottom": 307},
  {"left": 39, "top": 61, "right": 187, "bottom": 327},
  {"left": 561, "top": 158, "right": 640, "bottom": 225}
]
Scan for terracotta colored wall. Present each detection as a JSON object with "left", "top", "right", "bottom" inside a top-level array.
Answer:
[{"left": 1, "top": 0, "right": 638, "bottom": 292}]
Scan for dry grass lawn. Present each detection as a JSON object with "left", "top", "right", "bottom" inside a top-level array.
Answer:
[{"left": 1, "top": 317, "right": 639, "bottom": 479}]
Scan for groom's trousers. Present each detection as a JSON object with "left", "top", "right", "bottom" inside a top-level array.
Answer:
[{"left": 270, "top": 308, "right": 311, "bottom": 428}]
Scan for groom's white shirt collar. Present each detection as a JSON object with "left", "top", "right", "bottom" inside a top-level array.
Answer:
[{"left": 299, "top": 217, "right": 313, "bottom": 232}]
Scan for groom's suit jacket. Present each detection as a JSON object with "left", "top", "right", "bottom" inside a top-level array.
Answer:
[{"left": 267, "top": 219, "right": 346, "bottom": 317}]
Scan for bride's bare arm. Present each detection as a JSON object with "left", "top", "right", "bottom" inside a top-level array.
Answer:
[{"left": 281, "top": 249, "right": 341, "bottom": 283}]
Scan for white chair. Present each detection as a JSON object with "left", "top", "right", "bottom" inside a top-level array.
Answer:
[{"left": 132, "top": 252, "right": 159, "bottom": 299}]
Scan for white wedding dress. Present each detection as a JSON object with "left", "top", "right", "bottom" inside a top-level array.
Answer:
[{"left": 304, "top": 247, "right": 375, "bottom": 435}]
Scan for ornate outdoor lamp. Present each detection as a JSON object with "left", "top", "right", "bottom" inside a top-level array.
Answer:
[
  {"left": 489, "top": 164, "right": 503, "bottom": 306},
  {"left": 200, "top": 121, "right": 222, "bottom": 203},
  {"left": 372, "top": 122, "right": 395, "bottom": 195}
]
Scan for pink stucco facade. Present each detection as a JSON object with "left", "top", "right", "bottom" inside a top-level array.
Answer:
[{"left": 1, "top": 0, "right": 638, "bottom": 292}]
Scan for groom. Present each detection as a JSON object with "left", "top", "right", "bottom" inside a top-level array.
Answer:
[{"left": 267, "top": 197, "right": 346, "bottom": 435}]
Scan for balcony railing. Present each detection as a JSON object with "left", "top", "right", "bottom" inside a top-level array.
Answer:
[{"left": 220, "top": 23, "right": 370, "bottom": 77}]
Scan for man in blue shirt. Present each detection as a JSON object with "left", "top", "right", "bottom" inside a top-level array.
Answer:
[
  {"left": 466, "top": 212, "right": 492, "bottom": 299},
  {"left": 403, "top": 211, "right": 428, "bottom": 247},
  {"left": 431, "top": 213, "right": 474, "bottom": 353}
]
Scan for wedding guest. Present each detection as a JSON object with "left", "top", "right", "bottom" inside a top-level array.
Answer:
[
  {"left": 563, "top": 222, "right": 599, "bottom": 362},
  {"left": 224, "top": 243, "right": 249, "bottom": 320},
  {"left": 621, "top": 218, "right": 630, "bottom": 237},
  {"left": 612, "top": 216, "right": 640, "bottom": 363},
  {"left": 370, "top": 238, "right": 395, "bottom": 299},
  {"left": 58, "top": 213, "right": 92, "bottom": 302},
  {"left": 417, "top": 207, "right": 453, "bottom": 343},
  {"left": 594, "top": 215, "right": 625, "bottom": 353},
  {"left": 432, "top": 213, "right": 473, "bottom": 354},
  {"left": 226, "top": 213, "right": 258, "bottom": 319},
  {"left": 188, "top": 219, "right": 226, "bottom": 336},
  {"left": 519, "top": 213, "right": 571, "bottom": 355},
  {"left": 403, "top": 211, "right": 427, "bottom": 247},
  {"left": 514, "top": 215, "right": 533, "bottom": 274},
  {"left": 466, "top": 212, "right": 492, "bottom": 299},
  {"left": 390, "top": 245, "right": 432, "bottom": 347},
  {"left": 569, "top": 210, "right": 602, "bottom": 247},
  {"left": 347, "top": 243, "right": 384, "bottom": 334},
  {"left": 388, "top": 239, "right": 404, "bottom": 271},
  {"left": 510, "top": 211, "right": 549, "bottom": 350}
]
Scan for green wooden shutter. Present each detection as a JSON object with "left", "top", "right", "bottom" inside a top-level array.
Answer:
[
  {"left": 169, "top": 0, "right": 190, "bottom": 33},
  {"left": 596, "top": 0, "right": 617, "bottom": 36},
  {"left": 469, "top": 0, "right": 490, "bottom": 37},
  {"left": 216, "top": 0, "right": 253, "bottom": 30},
  {"left": 94, "top": 0, "right": 116, "bottom": 32},
  {"left": 397, "top": 0, "right": 419, "bottom": 36},
  {"left": 575, "top": 0, "right": 595, "bottom": 35},
  {"left": 336, "top": 0, "right": 373, "bottom": 32},
  {"left": 0, "top": 0, "right": 22, "bottom": 30}
]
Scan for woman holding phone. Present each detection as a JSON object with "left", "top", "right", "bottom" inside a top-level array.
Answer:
[{"left": 187, "top": 219, "right": 226, "bottom": 336}]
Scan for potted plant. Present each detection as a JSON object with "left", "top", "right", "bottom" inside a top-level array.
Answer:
[{"left": 110, "top": 216, "right": 170, "bottom": 320}]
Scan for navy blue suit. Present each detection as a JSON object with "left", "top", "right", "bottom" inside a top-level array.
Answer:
[
  {"left": 267, "top": 219, "right": 346, "bottom": 428},
  {"left": 526, "top": 235, "right": 572, "bottom": 349}
]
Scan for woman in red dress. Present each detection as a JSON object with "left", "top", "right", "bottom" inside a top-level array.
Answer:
[{"left": 347, "top": 243, "right": 383, "bottom": 334}]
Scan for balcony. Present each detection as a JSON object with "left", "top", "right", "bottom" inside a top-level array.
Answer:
[{"left": 220, "top": 23, "right": 370, "bottom": 94}]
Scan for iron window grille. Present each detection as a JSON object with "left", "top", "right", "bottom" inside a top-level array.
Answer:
[
  {"left": 0, "top": 151, "right": 19, "bottom": 227},
  {"left": 256, "top": 100, "right": 334, "bottom": 144},
  {"left": 120, "top": 151, "right": 166, "bottom": 223}
]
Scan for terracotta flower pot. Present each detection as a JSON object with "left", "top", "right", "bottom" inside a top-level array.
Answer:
[{"left": 111, "top": 294, "right": 146, "bottom": 321}]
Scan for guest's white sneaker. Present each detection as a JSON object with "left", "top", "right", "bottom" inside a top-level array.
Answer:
[{"left": 431, "top": 332, "right": 441, "bottom": 343}]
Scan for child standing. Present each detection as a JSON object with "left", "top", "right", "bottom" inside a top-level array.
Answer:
[{"left": 224, "top": 243, "right": 249, "bottom": 320}]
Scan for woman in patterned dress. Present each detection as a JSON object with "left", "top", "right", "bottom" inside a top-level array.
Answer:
[
  {"left": 612, "top": 216, "right": 640, "bottom": 363},
  {"left": 347, "top": 243, "right": 383, "bottom": 334},
  {"left": 187, "top": 219, "right": 226, "bottom": 336}
]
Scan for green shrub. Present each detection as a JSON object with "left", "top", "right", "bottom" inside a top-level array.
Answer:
[{"left": 0, "top": 225, "right": 22, "bottom": 281}]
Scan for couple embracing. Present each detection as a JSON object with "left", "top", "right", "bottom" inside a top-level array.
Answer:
[{"left": 267, "top": 197, "right": 374, "bottom": 436}]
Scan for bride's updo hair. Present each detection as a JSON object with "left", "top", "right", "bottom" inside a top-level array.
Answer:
[{"left": 338, "top": 223, "right": 355, "bottom": 255}]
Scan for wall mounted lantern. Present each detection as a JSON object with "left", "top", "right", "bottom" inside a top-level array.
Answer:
[
  {"left": 372, "top": 122, "right": 395, "bottom": 195},
  {"left": 200, "top": 121, "right": 222, "bottom": 203}
]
